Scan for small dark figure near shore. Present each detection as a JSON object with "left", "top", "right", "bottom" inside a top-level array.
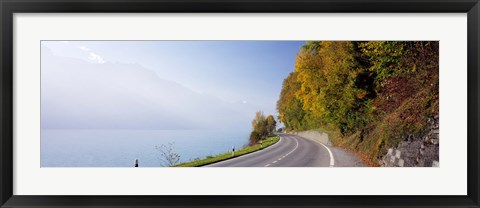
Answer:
[{"left": 134, "top": 159, "right": 139, "bottom": 167}]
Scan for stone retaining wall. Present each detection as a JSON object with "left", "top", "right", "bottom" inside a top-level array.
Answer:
[
  {"left": 380, "top": 115, "right": 439, "bottom": 167},
  {"left": 290, "top": 130, "right": 331, "bottom": 145}
]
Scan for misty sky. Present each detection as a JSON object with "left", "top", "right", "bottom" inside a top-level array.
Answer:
[{"left": 41, "top": 41, "right": 304, "bottom": 130}]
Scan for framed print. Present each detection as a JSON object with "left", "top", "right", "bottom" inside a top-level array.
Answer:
[{"left": 1, "top": 0, "right": 479, "bottom": 207}]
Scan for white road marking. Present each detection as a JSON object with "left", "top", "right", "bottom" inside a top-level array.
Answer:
[
  {"left": 286, "top": 137, "right": 299, "bottom": 155},
  {"left": 206, "top": 136, "right": 282, "bottom": 167},
  {"left": 264, "top": 135, "right": 333, "bottom": 168},
  {"left": 265, "top": 136, "right": 299, "bottom": 167},
  {"left": 309, "top": 139, "right": 335, "bottom": 167}
]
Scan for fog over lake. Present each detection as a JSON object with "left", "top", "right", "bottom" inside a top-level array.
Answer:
[
  {"left": 40, "top": 41, "right": 303, "bottom": 167},
  {"left": 42, "top": 46, "right": 254, "bottom": 130}
]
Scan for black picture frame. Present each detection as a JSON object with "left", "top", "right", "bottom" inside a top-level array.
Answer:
[{"left": 1, "top": 0, "right": 479, "bottom": 207}]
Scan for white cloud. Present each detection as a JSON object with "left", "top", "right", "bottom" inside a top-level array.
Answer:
[
  {"left": 88, "top": 52, "right": 105, "bottom": 64},
  {"left": 77, "top": 45, "right": 105, "bottom": 64},
  {"left": 42, "top": 42, "right": 107, "bottom": 64},
  {"left": 78, "top": 46, "right": 91, "bottom": 51}
]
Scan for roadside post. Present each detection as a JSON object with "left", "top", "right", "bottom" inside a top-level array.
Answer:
[
  {"left": 134, "top": 159, "right": 139, "bottom": 167},
  {"left": 232, "top": 146, "right": 235, "bottom": 156}
]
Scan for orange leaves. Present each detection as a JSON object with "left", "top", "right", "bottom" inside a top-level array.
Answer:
[{"left": 356, "top": 92, "right": 367, "bottom": 99}]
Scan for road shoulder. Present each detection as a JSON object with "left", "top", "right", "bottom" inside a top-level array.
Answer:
[
  {"left": 328, "top": 146, "right": 368, "bottom": 167},
  {"left": 288, "top": 133, "right": 368, "bottom": 167}
]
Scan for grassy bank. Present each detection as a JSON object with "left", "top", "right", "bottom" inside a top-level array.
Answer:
[{"left": 175, "top": 135, "right": 279, "bottom": 167}]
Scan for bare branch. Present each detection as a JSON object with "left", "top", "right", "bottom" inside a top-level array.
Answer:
[{"left": 155, "top": 142, "right": 181, "bottom": 167}]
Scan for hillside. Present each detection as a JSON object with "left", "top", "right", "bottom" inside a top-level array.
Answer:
[{"left": 276, "top": 41, "right": 439, "bottom": 166}]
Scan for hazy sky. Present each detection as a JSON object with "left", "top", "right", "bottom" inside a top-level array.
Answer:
[{"left": 41, "top": 41, "right": 304, "bottom": 130}]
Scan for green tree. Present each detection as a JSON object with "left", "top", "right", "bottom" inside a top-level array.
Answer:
[
  {"left": 249, "top": 111, "right": 266, "bottom": 145},
  {"left": 277, "top": 72, "right": 309, "bottom": 131},
  {"left": 276, "top": 41, "right": 439, "bottom": 163},
  {"left": 358, "top": 41, "right": 407, "bottom": 87},
  {"left": 251, "top": 111, "right": 266, "bottom": 136},
  {"left": 249, "top": 111, "right": 277, "bottom": 145},
  {"left": 293, "top": 41, "right": 373, "bottom": 134},
  {"left": 265, "top": 115, "right": 277, "bottom": 135}
]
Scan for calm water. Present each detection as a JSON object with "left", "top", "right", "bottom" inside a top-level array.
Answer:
[{"left": 41, "top": 129, "right": 250, "bottom": 167}]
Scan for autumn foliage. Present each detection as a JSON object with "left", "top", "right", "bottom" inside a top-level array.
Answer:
[
  {"left": 277, "top": 41, "right": 439, "bottom": 163},
  {"left": 249, "top": 112, "right": 277, "bottom": 146}
]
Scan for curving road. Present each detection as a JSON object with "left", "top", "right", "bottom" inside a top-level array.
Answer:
[{"left": 207, "top": 134, "right": 366, "bottom": 167}]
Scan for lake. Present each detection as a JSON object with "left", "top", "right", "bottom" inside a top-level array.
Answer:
[{"left": 41, "top": 129, "right": 250, "bottom": 167}]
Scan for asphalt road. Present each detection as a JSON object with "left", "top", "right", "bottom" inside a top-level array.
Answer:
[{"left": 206, "top": 134, "right": 364, "bottom": 167}]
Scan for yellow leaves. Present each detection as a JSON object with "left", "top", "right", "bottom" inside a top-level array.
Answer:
[
  {"left": 293, "top": 43, "right": 329, "bottom": 118},
  {"left": 279, "top": 41, "right": 372, "bottom": 133}
]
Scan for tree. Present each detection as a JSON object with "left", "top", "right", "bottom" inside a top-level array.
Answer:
[
  {"left": 249, "top": 131, "right": 262, "bottom": 146},
  {"left": 276, "top": 41, "right": 439, "bottom": 163},
  {"left": 265, "top": 115, "right": 277, "bottom": 135},
  {"left": 155, "top": 142, "right": 181, "bottom": 167},
  {"left": 251, "top": 111, "right": 267, "bottom": 138},
  {"left": 358, "top": 41, "right": 407, "bottom": 87},
  {"left": 294, "top": 43, "right": 325, "bottom": 121},
  {"left": 249, "top": 111, "right": 276, "bottom": 146},
  {"left": 277, "top": 72, "right": 310, "bottom": 131},
  {"left": 290, "top": 41, "right": 375, "bottom": 134}
]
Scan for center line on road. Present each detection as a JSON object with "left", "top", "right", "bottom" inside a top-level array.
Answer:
[
  {"left": 285, "top": 137, "right": 299, "bottom": 155},
  {"left": 267, "top": 136, "right": 299, "bottom": 167}
]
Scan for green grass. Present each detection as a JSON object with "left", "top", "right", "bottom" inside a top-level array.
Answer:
[{"left": 175, "top": 135, "right": 280, "bottom": 167}]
